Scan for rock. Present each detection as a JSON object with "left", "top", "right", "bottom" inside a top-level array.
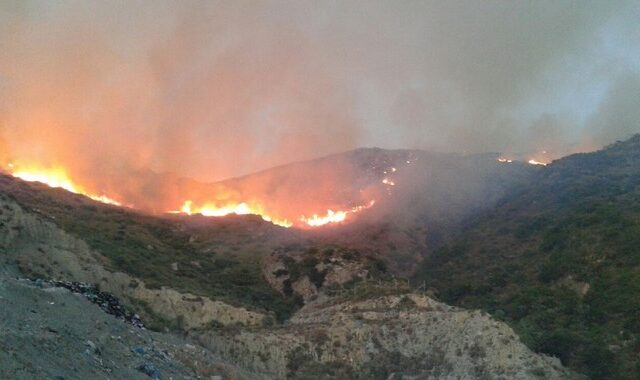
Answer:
[
  {"left": 45, "top": 280, "right": 145, "bottom": 329},
  {"left": 198, "top": 293, "right": 580, "bottom": 379},
  {"left": 136, "top": 363, "right": 161, "bottom": 380},
  {"left": 85, "top": 340, "right": 98, "bottom": 354}
]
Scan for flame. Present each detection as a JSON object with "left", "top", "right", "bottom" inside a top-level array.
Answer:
[
  {"left": 497, "top": 157, "right": 513, "bottom": 163},
  {"left": 173, "top": 199, "right": 376, "bottom": 228},
  {"left": 301, "top": 209, "right": 348, "bottom": 227},
  {"left": 382, "top": 178, "right": 395, "bottom": 186},
  {"left": 4, "top": 164, "right": 376, "bottom": 229},
  {"left": 171, "top": 200, "right": 293, "bottom": 227},
  {"left": 7, "top": 165, "right": 123, "bottom": 206},
  {"left": 299, "top": 200, "right": 375, "bottom": 227},
  {"left": 527, "top": 159, "right": 548, "bottom": 166}
]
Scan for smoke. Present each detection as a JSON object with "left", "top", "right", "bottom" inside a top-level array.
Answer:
[{"left": 0, "top": 0, "right": 638, "bottom": 187}]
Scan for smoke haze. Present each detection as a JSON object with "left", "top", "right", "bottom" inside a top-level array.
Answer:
[{"left": 0, "top": 0, "right": 639, "bottom": 184}]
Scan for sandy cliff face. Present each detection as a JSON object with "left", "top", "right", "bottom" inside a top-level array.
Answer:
[{"left": 0, "top": 195, "right": 265, "bottom": 330}]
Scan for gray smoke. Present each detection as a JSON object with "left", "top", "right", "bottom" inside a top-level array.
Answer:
[{"left": 0, "top": 0, "right": 638, "bottom": 183}]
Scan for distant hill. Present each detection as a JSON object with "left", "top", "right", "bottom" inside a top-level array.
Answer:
[
  {"left": 150, "top": 147, "right": 538, "bottom": 231},
  {"left": 414, "top": 135, "right": 640, "bottom": 379}
]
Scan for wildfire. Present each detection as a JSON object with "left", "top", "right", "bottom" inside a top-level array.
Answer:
[
  {"left": 497, "top": 157, "right": 513, "bottom": 163},
  {"left": 527, "top": 159, "right": 548, "bottom": 166},
  {"left": 3, "top": 164, "right": 377, "bottom": 229},
  {"left": 7, "top": 166, "right": 123, "bottom": 206},
  {"left": 301, "top": 209, "right": 348, "bottom": 227},
  {"left": 171, "top": 200, "right": 293, "bottom": 228},
  {"left": 172, "top": 199, "right": 376, "bottom": 228},
  {"left": 299, "top": 200, "right": 375, "bottom": 227}
]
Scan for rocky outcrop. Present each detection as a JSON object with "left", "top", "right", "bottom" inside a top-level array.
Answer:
[{"left": 262, "top": 247, "right": 378, "bottom": 302}]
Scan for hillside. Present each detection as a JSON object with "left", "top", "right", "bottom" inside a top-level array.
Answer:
[
  {"left": 0, "top": 147, "right": 580, "bottom": 378},
  {"left": 0, "top": 174, "right": 305, "bottom": 321},
  {"left": 414, "top": 135, "right": 640, "bottom": 379}
]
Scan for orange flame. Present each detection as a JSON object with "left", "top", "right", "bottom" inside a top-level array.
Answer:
[
  {"left": 8, "top": 165, "right": 124, "bottom": 206},
  {"left": 171, "top": 200, "right": 294, "bottom": 228},
  {"left": 171, "top": 199, "right": 375, "bottom": 228},
  {"left": 300, "top": 200, "right": 375, "bottom": 227},
  {"left": 300, "top": 209, "right": 348, "bottom": 227},
  {"left": 4, "top": 164, "right": 376, "bottom": 229}
]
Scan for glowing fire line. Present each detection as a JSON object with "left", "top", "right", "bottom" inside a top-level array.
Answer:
[
  {"left": 4, "top": 165, "right": 377, "bottom": 229},
  {"left": 170, "top": 200, "right": 294, "bottom": 228},
  {"left": 171, "top": 199, "right": 376, "bottom": 228},
  {"left": 8, "top": 166, "right": 123, "bottom": 206},
  {"left": 299, "top": 200, "right": 376, "bottom": 227}
]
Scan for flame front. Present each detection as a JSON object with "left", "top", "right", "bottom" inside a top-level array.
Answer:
[
  {"left": 11, "top": 168, "right": 79, "bottom": 193},
  {"left": 300, "top": 210, "right": 348, "bottom": 227},
  {"left": 4, "top": 164, "right": 376, "bottom": 229},
  {"left": 172, "top": 199, "right": 375, "bottom": 228},
  {"left": 7, "top": 165, "right": 123, "bottom": 206},
  {"left": 299, "top": 200, "right": 376, "bottom": 227},
  {"left": 172, "top": 200, "right": 294, "bottom": 228}
]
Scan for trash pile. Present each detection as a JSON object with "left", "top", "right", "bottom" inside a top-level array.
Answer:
[{"left": 34, "top": 279, "right": 145, "bottom": 329}]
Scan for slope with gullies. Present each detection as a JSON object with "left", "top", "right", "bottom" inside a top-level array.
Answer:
[
  {"left": 0, "top": 150, "right": 578, "bottom": 378},
  {"left": 414, "top": 134, "right": 640, "bottom": 379}
]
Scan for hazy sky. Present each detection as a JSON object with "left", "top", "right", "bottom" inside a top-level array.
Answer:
[{"left": 1, "top": 0, "right": 639, "bottom": 181}]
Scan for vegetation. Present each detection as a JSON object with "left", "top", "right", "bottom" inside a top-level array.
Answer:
[
  {"left": 413, "top": 135, "right": 640, "bottom": 379},
  {"left": 0, "top": 176, "right": 301, "bottom": 321}
]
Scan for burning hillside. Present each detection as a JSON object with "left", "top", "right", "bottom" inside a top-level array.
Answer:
[
  {"left": 1, "top": 148, "right": 537, "bottom": 231},
  {"left": 169, "top": 198, "right": 376, "bottom": 228},
  {"left": 1, "top": 150, "right": 404, "bottom": 229},
  {"left": 2, "top": 163, "right": 376, "bottom": 229},
  {"left": 7, "top": 164, "right": 125, "bottom": 207}
]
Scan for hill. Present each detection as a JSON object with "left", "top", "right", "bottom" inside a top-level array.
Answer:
[
  {"left": 0, "top": 182, "right": 578, "bottom": 378},
  {"left": 0, "top": 147, "right": 574, "bottom": 378},
  {"left": 414, "top": 135, "right": 640, "bottom": 379}
]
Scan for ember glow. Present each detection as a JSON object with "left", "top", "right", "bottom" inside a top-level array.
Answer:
[{"left": 8, "top": 166, "right": 123, "bottom": 206}]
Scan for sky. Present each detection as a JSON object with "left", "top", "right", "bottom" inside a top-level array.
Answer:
[{"left": 0, "top": 0, "right": 639, "bottom": 182}]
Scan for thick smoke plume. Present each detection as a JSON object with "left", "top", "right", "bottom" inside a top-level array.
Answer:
[{"left": 0, "top": 0, "right": 638, "bottom": 192}]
